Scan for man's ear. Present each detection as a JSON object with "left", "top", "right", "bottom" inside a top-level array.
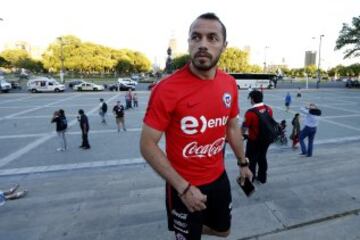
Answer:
[{"left": 223, "top": 41, "right": 228, "bottom": 51}]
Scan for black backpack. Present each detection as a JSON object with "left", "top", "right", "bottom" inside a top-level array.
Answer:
[
  {"left": 102, "top": 102, "right": 108, "bottom": 113},
  {"left": 59, "top": 117, "right": 68, "bottom": 131},
  {"left": 249, "top": 106, "right": 280, "bottom": 144}
]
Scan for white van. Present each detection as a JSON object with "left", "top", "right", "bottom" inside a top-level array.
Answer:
[
  {"left": 27, "top": 77, "right": 66, "bottom": 93},
  {"left": 0, "top": 77, "right": 11, "bottom": 93}
]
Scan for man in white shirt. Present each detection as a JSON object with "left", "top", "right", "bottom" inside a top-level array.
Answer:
[{"left": 299, "top": 103, "right": 320, "bottom": 157}]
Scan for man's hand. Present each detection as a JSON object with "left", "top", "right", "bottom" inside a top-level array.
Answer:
[
  {"left": 239, "top": 166, "right": 253, "bottom": 185},
  {"left": 180, "top": 186, "right": 207, "bottom": 212}
]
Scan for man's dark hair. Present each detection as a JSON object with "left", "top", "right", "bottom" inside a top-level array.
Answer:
[
  {"left": 58, "top": 109, "right": 65, "bottom": 117},
  {"left": 248, "top": 90, "right": 263, "bottom": 103},
  {"left": 78, "top": 109, "right": 84, "bottom": 115},
  {"left": 191, "top": 12, "right": 227, "bottom": 42}
]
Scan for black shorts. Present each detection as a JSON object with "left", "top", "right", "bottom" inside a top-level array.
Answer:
[{"left": 166, "top": 171, "right": 232, "bottom": 240}]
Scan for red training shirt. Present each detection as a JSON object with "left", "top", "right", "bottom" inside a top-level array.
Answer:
[
  {"left": 143, "top": 65, "right": 239, "bottom": 186},
  {"left": 243, "top": 103, "right": 273, "bottom": 141}
]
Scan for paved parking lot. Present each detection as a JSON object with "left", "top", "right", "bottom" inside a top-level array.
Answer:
[
  {"left": 1, "top": 88, "right": 359, "bottom": 172},
  {"left": 0, "top": 88, "right": 360, "bottom": 239}
]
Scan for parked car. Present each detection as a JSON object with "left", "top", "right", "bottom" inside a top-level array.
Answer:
[
  {"left": 73, "top": 82, "right": 104, "bottom": 91},
  {"left": 0, "top": 77, "right": 12, "bottom": 93},
  {"left": 130, "top": 74, "right": 142, "bottom": 81},
  {"left": 108, "top": 83, "right": 135, "bottom": 91},
  {"left": 345, "top": 79, "right": 360, "bottom": 88},
  {"left": 27, "top": 77, "right": 65, "bottom": 93},
  {"left": 10, "top": 80, "right": 22, "bottom": 89},
  {"left": 117, "top": 77, "right": 138, "bottom": 86},
  {"left": 68, "top": 79, "right": 86, "bottom": 88},
  {"left": 148, "top": 80, "right": 159, "bottom": 90}
]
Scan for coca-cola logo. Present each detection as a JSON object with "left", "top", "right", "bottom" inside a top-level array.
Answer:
[{"left": 182, "top": 137, "right": 225, "bottom": 158}]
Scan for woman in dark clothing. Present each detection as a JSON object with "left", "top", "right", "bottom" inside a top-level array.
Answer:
[
  {"left": 51, "top": 109, "right": 67, "bottom": 151},
  {"left": 290, "top": 113, "right": 300, "bottom": 149}
]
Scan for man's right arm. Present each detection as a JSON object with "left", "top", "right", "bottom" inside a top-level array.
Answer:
[
  {"left": 140, "top": 124, "right": 189, "bottom": 194},
  {"left": 140, "top": 123, "right": 207, "bottom": 212}
]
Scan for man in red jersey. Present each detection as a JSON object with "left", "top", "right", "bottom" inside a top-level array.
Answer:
[
  {"left": 140, "top": 13, "right": 252, "bottom": 240},
  {"left": 242, "top": 90, "right": 273, "bottom": 184}
]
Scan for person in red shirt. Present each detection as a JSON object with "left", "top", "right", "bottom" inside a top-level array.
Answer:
[
  {"left": 242, "top": 90, "right": 273, "bottom": 184},
  {"left": 140, "top": 13, "right": 252, "bottom": 240}
]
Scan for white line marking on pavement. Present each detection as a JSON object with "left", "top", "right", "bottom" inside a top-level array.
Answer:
[
  {"left": 320, "top": 118, "right": 360, "bottom": 132},
  {"left": 0, "top": 133, "right": 48, "bottom": 140},
  {"left": 0, "top": 95, "right": 36, "bottom": 105},
  {"left": 315, "top": 135, "right": 360, "bottom": 145},
  {"left": 318, "top": 104, "right": 360, "bottom": 114},
  {"left": 1, "top": 135, "right": 359, "bottom": 177},
  {"left": 0, "top": 158, "right": 146, "bottom": 176},
  {"left": 0, "top": 94, "right": 121, "bottom": 168},
  {"left": 322, "top": 114, "right": 360, "bottom": 119},
  {"left": 0, "top": 94, "right": 80, "bottom": 121},
  {"left": 0, "top": 128, "right": 142, "bottom": 140},
  {"left": 0, "top": 133, "right": 56, "bottom": 168},
  {"left": 271, "top": 105, "right": 360, "bottom": 132}
]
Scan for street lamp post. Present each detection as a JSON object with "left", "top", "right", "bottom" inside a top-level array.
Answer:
[
  {"left": 317, "top": 34, "right": 324, "bottom": 89},
  {"left": 264, "top": 46, "right": 269, "bottom": 72},
  {"left": 58, "top": 37, "right": 65, "bottom": 84}
]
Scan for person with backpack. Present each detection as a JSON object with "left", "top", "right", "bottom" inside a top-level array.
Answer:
[
  {"left": 99, "top": 98, "right": 108, "bottom": 124},
  {"left": 299, "top": 103, "right": 321, "bottom": 157},
  {"left": 242, "top": 90, "right": 279, "bottom": 184},
  {"left": 113, "top": 101, "right": 126, "bottom": 132},
  {"left": 51, "top": 109, "right": 67, "bottom": 151}
]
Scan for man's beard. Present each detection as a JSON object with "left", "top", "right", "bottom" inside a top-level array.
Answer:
[{"left": 191, "top": 52, "right": 221, "bottom": 71}]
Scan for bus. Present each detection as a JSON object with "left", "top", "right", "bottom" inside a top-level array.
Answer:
[{"left": 229, "top": 73, "right": 277, "bottom": 89}]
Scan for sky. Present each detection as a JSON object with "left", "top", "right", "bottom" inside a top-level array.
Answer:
[{"left": 0, "top": 0, "right": 359, "bottom": 69}]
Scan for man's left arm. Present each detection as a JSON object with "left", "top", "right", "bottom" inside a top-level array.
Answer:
[{"left": 226, "top": 117, "right": 253, "bottom": 181}]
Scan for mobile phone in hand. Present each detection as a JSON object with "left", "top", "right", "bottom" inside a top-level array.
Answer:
[{"left": 236, "top": 177, "right": 255, "bottom": 197}]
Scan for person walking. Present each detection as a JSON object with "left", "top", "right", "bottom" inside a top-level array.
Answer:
[
  {"left": 112, "top": 101, "right": 126, "bottom": 132},
  {"left": 51, "top": 109, "right": 67, "bottom": 151},
  {"left": 285, "top": 92, "right": 292, "bottom": 112},
  {"left": 125, "top": 89, "right": 133, "bottom": 109},
  {"left": 299, "top": 103, "right": 320, "bottom": 157},
  {"left": 140, "top": 13, "right": 252, "bottom": 240},
  {"left": 290, "top": 113, "right": 301, "bottom": 149},
  {"left": 242, "top": 90, "right": 274, "bottom": 184},
  {"left": 296, "top": 87, "right": 302, "bottom": 98},
  {"left": 99, "top": 98, "right": 107, "bottom": 124},
  {"left": 78, "top": 109, "right": 90, "bottom": 149},
  {"left": 133, "top": 93, "right": 138, "bottom": 108}
]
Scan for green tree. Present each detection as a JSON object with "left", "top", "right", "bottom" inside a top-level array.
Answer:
[
  {"left": 304, "top": 64, "right": 317, "bottom": 78},
  {"left": 0, "top": 49, "right": 30, "bottom": 68},
  {"left": 18, "top": 58, "right": 45, "bottom": 73},
  {"left": 0, "top": 56, "right": 10, "bottom": 67},
  {"left": 116, "top": 58, "right": 134, "bottom": 74},
  {"left": 335, "top": 16, "right": 360, "bottom": 59},
  {"left": 218, "top": 47, "right": 250, "bottom": 72},
  {"left": 42, "top": 35, "right": 151, "bottom": 74},
  {"left": 172, "top": 54, "right": 190, "bottom": 70}
]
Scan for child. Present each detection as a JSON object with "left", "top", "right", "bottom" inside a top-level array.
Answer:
[
  {"left": 296, "top": 88, "right": 302, "bottom": 98},
  {"left": 290, "top": 113, "right": 300, "bottom": 149},
  {"left": 285, "top": 92, "right": 292, "bottom": 111},
  {"left": 278, "top": 120, "right": 287, "bottom": 145}
]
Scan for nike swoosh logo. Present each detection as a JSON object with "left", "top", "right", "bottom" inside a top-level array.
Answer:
[{"left": 187, "top": 102, "right": 200, "bottom": 108}]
